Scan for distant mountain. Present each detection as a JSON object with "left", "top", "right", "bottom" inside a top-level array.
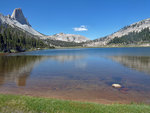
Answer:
[
  {"left": 2, "top": 8, "right": 150, "bottom": 48},
  {"left": 43, "top": 33, "right": 90, "bottom": 43},
  {"left": 85, "top": 18, "right": 150, "bottom": 47},
  {"left": 0, "top": 8, "right": 43, "bottom": 37},
  {"left": 0, "top": 8, "right": 90, "bottom": 44}
]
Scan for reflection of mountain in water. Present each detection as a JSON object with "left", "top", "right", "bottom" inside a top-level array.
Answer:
[
  {"left": 49, "top": 55, "right": 85, "bottom": 62},
  {"left": 110, "top": 56, "right": 150, "bottom": 74},
  {"left": 0, "top": 56, "right": 45, "bottom": 86},
  {"left": 0, "top": 55, "right": 85, "bottom": 86}
]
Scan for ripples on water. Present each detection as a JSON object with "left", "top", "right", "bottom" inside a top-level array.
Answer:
[{"left": 0, "top": 47, "right": 150, "bottom": 104}]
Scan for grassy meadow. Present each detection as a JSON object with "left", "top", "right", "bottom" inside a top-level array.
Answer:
[{"left": 0, "top": 94, "right": 150, "bottom": 113}]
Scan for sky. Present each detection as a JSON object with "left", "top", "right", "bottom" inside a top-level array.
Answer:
[{"left": 0, "top": 0, "right": 150, "bottom": 40}]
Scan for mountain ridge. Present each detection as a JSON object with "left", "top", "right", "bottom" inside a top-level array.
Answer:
[
  {"left": 0, "top": 13, "right": 43, "bottom": 37},
  {"left": 1, "top": 8, "right": 150, "bottom": 47},
  {"left": 0, "top": 8, "right": 90, "bottom": 43},
  {"left": 43, "top": 33, "right": 90, "bottom": 43},
  {"left": 85, "top": 18, "right": 150, "bottom": 47}
]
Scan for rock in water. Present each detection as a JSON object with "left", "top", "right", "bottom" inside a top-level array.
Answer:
[
  {"left": 11, "top": 8, "right": 31, "bottom": 26},
  {"left": 112, "top": 84, "right": 122, "bottom": 88}
]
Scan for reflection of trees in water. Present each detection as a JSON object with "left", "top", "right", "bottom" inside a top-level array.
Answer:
[
  {"left": 109, "top": 56, "right": 150, "bottom": 74},
  {"left": 0, "top": 56, "right": 43, "bottom": 86},
  {"left": 0, "top": 55, "right": 85, "bottom": 86}
]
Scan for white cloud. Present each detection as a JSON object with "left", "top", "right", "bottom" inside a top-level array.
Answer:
[{"left": 73, "top": 25, "right": 88, "bottom": 31}]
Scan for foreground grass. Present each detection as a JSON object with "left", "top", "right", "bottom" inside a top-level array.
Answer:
[{"left": 0, "top": 94, "right": 150, "bottom": 113}]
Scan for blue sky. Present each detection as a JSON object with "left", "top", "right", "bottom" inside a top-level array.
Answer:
[{"left": 0, "top": 0, "right": 150, "bottom": 40}]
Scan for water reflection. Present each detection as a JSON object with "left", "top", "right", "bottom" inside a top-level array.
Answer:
[
  {"left": 48, "top": 55, "right": 86, "bottom": 62},
  {"left": 1, "top": 49, "right": 150, "bottom": 104},
  {"left": 109, "top": 56, "right": 150, "bottom": 75},
  {"left": 0, "top": 55, "right": 86, "bottom": 86},
  {"left": 1, "top": 55, "right": 150, "bottom": 87},
  {"left": 0, "top": 56, "right": 44, "bottom": 86}
]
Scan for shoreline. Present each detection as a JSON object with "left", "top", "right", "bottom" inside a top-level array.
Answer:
[
  {"left": 0, "top": 87, "right": 149, "bottom": 105},
  {"left": 0, "top": 93, "right": 149, "bottom": 105},
  {"left": 1, "top": 46, "right": 150, "bottom": 55},
  {"left": 0, "top": 92, "right": 128, "bottom": 105}
]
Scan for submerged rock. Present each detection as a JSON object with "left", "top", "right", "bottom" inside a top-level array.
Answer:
[
  {"left": 112, "top": 84, "right": 122, "bottom": 88},
  {"left": 119, "top": 88, "right": 129, "bottom": 94}
]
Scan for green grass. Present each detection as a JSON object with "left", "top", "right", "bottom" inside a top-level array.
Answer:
[{"left": 0, "top": 94, "right": 150, "bottom": 113}]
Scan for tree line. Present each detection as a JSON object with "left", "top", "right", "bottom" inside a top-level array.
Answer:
[{"left": 0, "top": 25, "right": 50, "bottom": 52}]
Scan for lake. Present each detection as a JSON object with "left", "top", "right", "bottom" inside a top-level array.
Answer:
[{"left": 0, "top": 47, "right": 150, "bottom": 104}]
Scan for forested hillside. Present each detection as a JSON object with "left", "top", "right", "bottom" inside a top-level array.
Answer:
[
  {"left": 108, "top": 28, "right": 150, "bottom": 45},
  {"left": 0, "top": 25, "right": 49, "bottom": 52}
]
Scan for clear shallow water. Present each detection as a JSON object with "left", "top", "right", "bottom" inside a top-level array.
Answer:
[{"left": 1, "top": 47, "right": 150, "bottom": 104}]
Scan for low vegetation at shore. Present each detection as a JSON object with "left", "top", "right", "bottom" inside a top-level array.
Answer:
[{"left": 0, "top": 94, "right": 150, "bottom": 113}]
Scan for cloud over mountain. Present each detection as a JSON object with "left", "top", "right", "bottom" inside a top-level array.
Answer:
[{"left": 73, "top": 25, "right": 88, "bottom": 31}]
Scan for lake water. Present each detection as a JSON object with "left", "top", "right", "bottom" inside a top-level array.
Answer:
[{"left": 1, "top": 47, "right": 150, "bottom": 104}]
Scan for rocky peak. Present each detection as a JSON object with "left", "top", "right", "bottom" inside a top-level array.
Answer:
[{"left": 11, "top": 8, "right": 31, "bottom": 26}]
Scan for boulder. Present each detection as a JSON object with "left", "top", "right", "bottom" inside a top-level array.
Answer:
[{"left": 112, "top": 84, "right": 122, "bottom": 88}]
